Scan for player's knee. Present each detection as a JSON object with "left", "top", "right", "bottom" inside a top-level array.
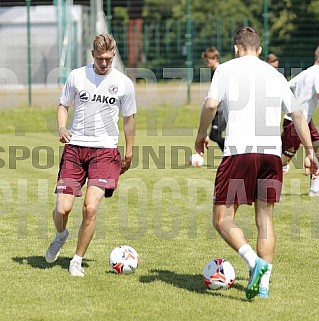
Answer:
[
  {"left": 54, "top": 207, "right": 71, "bottom": 217},
  {"left": 83, "top": 205, "right": 97, "bottom": 221}
]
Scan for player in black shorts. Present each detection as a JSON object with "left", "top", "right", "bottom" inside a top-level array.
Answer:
[{"left": 202, "top": 47, "right": 226, "bottom": 151}]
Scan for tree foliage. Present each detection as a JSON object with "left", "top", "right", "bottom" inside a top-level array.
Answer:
[
  {"left": 112, "top": 0, "right": 319, "bottom": 78},
  {"left": 142, "top": 0, "right": 319, "bottom": 58}
]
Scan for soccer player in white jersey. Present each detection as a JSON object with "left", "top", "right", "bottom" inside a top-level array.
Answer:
[
  {"left": 281, "top": 46, "right": 319, "bottom": 194},
  {"left": 45, "top": 34, "right": 136, "bottom": 277},
  {"left": 195, "top": 27, "right": 319, "bottom": 299}
]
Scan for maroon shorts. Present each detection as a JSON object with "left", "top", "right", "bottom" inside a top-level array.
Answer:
[
  {"left": 55, "top": 144, "right": 121, "bottom": 197},
  {"left": 214, "top": 153, "right": 283, "bottom": 205},
  {"left": 282, "top": 118, "right": 319, "bottom": 157}
]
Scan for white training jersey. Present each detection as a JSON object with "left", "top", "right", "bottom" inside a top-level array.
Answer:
[
  {"left": 284, "top": 64, "right": 319, "bottom": 123},
  {"left": 207, "top": 55, "right": 299, "bottom": 157},
  {"left": 60, "top": 65, "right": 137, "bottom": 148}
]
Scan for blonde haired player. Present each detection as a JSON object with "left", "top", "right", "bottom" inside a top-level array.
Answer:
[{"left": 45, "top": 34, "right": 136, "bottom": 276}]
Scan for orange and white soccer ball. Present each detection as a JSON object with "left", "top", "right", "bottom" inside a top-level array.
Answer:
[
  {"left": 189, "top": 153, "right": 204, "bottom": 167},
  {"left": 203, "top": 258, "right": 236, "bottom": 290},
  {"left": 109, "top": 245, "right": 139, "bottom": 274}
]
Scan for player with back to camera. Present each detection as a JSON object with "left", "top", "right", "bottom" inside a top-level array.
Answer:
[
  {"left": 195, "top": 27, "right": 319, "bottom": 299},
  {"left": 281, "top": 45, "right": 319, "bottom": 190},
  {"left": 202, "top": 47, "right": 226, "bottom": 151},
  {"left": 45, "top": 34, "right": 136, "bottom": 277}
]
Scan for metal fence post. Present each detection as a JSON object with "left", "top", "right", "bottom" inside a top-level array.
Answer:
[
  {"left": 185, "top": 0, "right": 192, "bottom": 104},
  {"left": 26, "top": 0, "right": 32, "bottom": 106}
]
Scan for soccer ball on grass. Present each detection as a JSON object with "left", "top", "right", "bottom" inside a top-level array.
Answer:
[
  {"left": 189, "top": 153, "right": 204, "bottom": 167},
  {"left": 203, "top": 258, "right": 236, "bottom": 290},
  {"left": 109, "top": 245, "right": 139, "bottom": 274}
]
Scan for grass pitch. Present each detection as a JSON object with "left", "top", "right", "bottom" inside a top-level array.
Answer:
[{"left": 0, "top": 106, "right": 319, "bottom": 321}]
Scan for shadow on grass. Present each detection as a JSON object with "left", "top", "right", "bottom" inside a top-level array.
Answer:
[
  {"left": 139, "top": 269, "right": 250, "bottom": 302},
  {"left": 12, "top": 256, "right": 91, "bottom": 270}
]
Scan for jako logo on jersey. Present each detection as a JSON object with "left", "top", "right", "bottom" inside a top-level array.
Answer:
[
  {"left": 79, "top": 90, "right": 90, "bottom": 102},
  {"left": 91, "top": 94, "right": 116, "bottom": 104}
]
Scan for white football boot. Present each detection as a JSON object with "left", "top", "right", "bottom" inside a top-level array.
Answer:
[{"left": 69, "top": 260, "right": 84, "bottom": 277}]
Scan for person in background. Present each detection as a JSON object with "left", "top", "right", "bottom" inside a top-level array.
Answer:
[
  {"left": 202, "top": 47, "right": 226, "bottom": 151},
  {"left": 281, "top": 45, "right": 319, "bottom": 192},
  {"left": 266, "top": 53, "right": 279, "bottom": 68}
]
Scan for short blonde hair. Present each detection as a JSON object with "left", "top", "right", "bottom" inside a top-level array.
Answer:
[{"left": 93, "top": 34, "right": 116, "bottom": 52}]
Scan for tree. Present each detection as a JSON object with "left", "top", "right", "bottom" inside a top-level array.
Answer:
[
  {"left": 268, "top": 0, "right": 319, "bottom": 70},
  {"left": 113, "top": 0, "right": 319, "bottom": 78}
]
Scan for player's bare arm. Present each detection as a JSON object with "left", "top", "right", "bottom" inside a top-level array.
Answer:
[
  {"left": 195, "top": 98, "right": 219, "bottom": 155},
  {"left": 291, "top": 109, "right": 319, "bottom": 177},
  {"left": 57, "top": 103, "right": 72, "bottom": 143},
  {"left": 121, "top": 114, "right": 136, "bottom": 174}
]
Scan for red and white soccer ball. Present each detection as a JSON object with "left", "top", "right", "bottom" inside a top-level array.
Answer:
[
  {"left": 189, "top": 153, "right": 204, "bottom": 167},
  {"left": 109, "top": 245, "right": 140, "bottom": 274},
  {"left": 203, "top": 258, "right": 236, "bottom": 290}
]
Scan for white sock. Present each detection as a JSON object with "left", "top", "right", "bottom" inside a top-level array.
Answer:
[
  {"left": 238, "top": 244, "right": 258, "bottom": 270},
  {"left": 310, "top": 177, "right": 319, "bottom": 192},
  {"left": 260, "top": 263, "right": 273, "bottom": 290},
  {"left": 56, "top": 229, "right": 68, "bottom": 241},
  {"left": 72, "top": 254, "right": 83, "bottom": 265}
]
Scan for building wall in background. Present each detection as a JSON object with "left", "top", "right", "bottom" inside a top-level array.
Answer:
[{"left": 0, "top": 5, "right": 87, "bottom": 86}]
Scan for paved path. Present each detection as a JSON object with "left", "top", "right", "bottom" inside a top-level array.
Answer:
[{"left": 0, "top": 82, "right": 210, "bottom": 108}]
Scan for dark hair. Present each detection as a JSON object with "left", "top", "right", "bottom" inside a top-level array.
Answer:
[
  {"left": 234, "top": 27, "right": 260, "bottom": 51},
  {"left": 266, "top": 53, "right": 279, "bottom": 63}
]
